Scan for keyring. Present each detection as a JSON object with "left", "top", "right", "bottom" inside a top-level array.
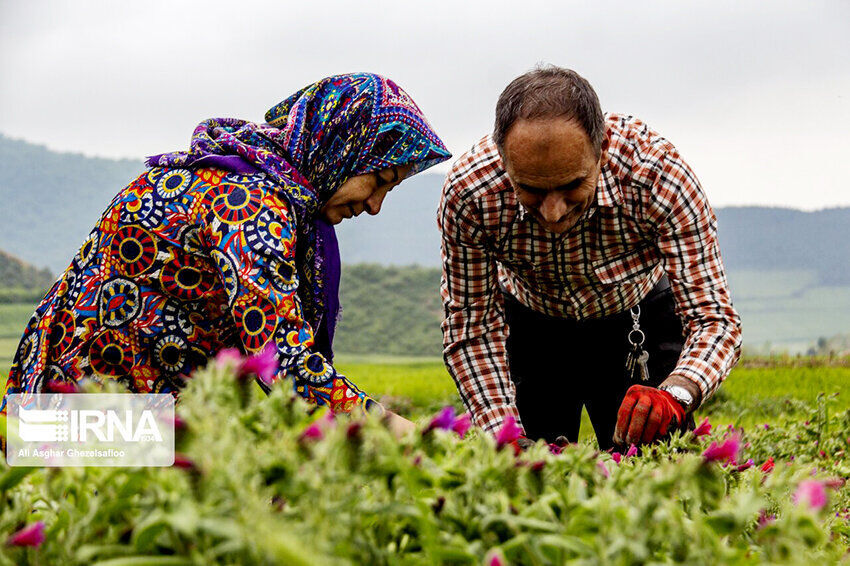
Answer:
[{"left": 628, "top": 329, "right": 645, "bottom": 346}]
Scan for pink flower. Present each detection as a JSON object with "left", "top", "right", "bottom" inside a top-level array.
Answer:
[
  {"left": 625, "top": 444, "right": 638, "bottom": 458},
  {"left": 702, "top": 433, "right": 740, "bottom": 464},
  {"left": 735, "top": 459, "right": 755, "bottom": 472},
  {"left": 427, "top": 406, "right": 456, "bottom": 432},
  {"left": 43, "top": 379, "right": 78, "bottom": 394},
  {"left": 239, "top": 343, "right": 279, "bottom": 385},
  {"left": 793, "top": 480, "right": 828, "bottom": 511},
  {"left": 760, "top": 457, "right": 775, "bottom": 473},
  {"left": 757, "top": 510, "right": 776, "bottom": 530},
  {"left": 346, "top": 421, "right": 363, "bottom": 441},
  {"left": 300, "top": 422, "right": 324, "bottom": 442},
  {"left": 173, "top": 453, "right": 196, "bottom": 470},
  {"left": 597, "top": 460, "right": 610, "bottom": 478},
  {"left": 548, "top": 443, "right": 563, "bottom": 455},
  {"left": 693, "top": 417, "right": 712, "bottom": 437},
  {"left": 495, "top": 416, "right": 523, "bottom": 450},
  {"left": 6, "top": 522, "right": 45, "bottom": 547},
  {"left": 611, "top": 452, "right": 622, "bottom": 464},
  {"left": 451, "top": 413, "right": 472, "bottom": 438},
  {"left": 215, "top": 347, "right": 243, "bottom": 369},
  {"left": 763, "top": 424, "right": 770, "bottom": 430},
  {"left": 530, "top": 460, "right": 546, "bottom": 473},
  {"left": 485, "top": 549, "right": 507, "bottom": 566}
]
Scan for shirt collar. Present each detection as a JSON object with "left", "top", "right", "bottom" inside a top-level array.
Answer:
[{"left": 595, "top": 164, "right": 623, "bottom": 208}]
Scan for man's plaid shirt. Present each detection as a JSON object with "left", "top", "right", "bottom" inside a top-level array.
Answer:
[{"left": 438, "top": 113, "right": 742, "bottom": 434}]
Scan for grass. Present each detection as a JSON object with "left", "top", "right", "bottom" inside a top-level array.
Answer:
[
  {"left": 337, "top": 356, "right": 850, "bottom": 444},
  {"left": 3, "top": 297, "right": 849, "bottom": 443}
]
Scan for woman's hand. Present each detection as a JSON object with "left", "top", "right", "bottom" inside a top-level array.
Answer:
[{"left": 384, "top": 410, "right": 416, "bottom": 438}]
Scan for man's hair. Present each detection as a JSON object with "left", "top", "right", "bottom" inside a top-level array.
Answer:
[{"left": 494, "top": 65, "right": 605, "bottom": 155}]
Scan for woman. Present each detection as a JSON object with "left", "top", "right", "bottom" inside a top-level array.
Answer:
[{"left": 1, "top": 73, "right": 450, "bottom": 434}]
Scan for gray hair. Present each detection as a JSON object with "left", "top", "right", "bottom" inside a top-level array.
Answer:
[{"left": 493, "top": 65, "right": 605, "bottom": 155}]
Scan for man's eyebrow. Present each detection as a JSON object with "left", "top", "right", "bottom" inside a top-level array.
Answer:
[{"left": 518, "top": 177, "right": 584, "bottom": 192}]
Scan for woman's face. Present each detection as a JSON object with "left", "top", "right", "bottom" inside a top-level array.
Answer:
[{"left": 320, "top": 165, "right": 412, "bottom": 225}]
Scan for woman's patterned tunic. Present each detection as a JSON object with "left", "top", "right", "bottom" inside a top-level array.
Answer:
[{"left": 3, "top": 165, "right": 373, "bottom": 412}]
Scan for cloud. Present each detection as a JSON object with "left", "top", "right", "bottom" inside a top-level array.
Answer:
[{"left": 0, "top": 0, "right": 847, "bottom": 208}]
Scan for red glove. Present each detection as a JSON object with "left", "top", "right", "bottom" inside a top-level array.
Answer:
[{"left": 614, "top": 385, "right": 686, "bottom": 446}]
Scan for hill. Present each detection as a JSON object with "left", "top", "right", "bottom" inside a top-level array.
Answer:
[
  {"left": 2, "top": 134, "right": 850, "bottom": 353},
  {"left": 0, "top": 134, "right": 143, "bottom": 273},
  {"left": 0, "top": 249, "right": 55, "bottom": 290}
]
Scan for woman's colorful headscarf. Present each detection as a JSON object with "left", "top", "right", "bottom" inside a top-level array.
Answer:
[{"left": 147, "top": 73, "right": 451, "bottom": 358}]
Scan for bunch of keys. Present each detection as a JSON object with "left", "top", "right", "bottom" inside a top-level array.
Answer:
[{"left": 625, "top": 305, "right": 651, "bottom": 382}]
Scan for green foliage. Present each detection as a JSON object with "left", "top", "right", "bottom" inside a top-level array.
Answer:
[
  {"left": 335, "top": 264, "right": 444, "bottom": 357},
  {"left": 1, "top": 364, "right": 849, "bottom": 565}
]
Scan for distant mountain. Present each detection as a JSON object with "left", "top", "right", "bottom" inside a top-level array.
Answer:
[
  {"left": 0, "top": 249, "right": 55, "bottom": 289},
  {"left": 2, "top": 133, "right": 849, "bottom": 287},
  {"left": 0, "top": 134, "right": 144, "bottom": 273},
  {"left": 1, "top": 134, "right": 849, "bottom": 352}
]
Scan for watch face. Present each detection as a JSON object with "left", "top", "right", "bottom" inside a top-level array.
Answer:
[{"left": 665, "top": 385, "right": 693, "bottom": 405}]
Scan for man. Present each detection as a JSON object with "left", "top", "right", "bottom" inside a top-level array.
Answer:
[{"left": 438, "top": 66, "right": 741, "bottom": 450}]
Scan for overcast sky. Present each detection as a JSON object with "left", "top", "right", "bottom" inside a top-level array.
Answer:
[{"left": 1, "top": 0, "right": 847, "bottom": 210}]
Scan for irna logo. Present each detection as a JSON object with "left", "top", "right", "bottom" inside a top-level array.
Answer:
[{"left": 19, "top": 407, "right": 164, "bottom": 443}]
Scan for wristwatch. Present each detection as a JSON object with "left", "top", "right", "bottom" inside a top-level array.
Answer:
[{"left": 660, "top": 385, "right": 695, "bottom": 413}]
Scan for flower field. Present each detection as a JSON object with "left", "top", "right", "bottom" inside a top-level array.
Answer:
[{"left": 2, "top": 355, "right": 849, "bottom": 565}]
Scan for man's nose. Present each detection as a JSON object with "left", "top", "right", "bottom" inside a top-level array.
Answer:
[{"left": 538, "top": 193, "right": 568, "bottom": 223}]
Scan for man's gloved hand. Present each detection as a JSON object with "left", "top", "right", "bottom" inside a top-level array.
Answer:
[
  {"left": 614, "top": 384, "right": 686, "bottom": 446},
  {"left": 511, "top": 436, "right": 536, "bottom": 453}
]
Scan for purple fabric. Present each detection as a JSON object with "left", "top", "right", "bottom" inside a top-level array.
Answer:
[
  {"left": 315, "top": 218, "right": 341, "bottom": 361},
  {"left": 146, "top": 153, "right": 259, "bottom": 175}
]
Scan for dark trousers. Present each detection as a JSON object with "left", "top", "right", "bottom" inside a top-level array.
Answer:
[{"left": 505, "top": 277, "right": 686, "bottom": 450}]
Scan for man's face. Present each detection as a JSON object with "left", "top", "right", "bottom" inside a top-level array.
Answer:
[{"left": 502, "top": 118, "right": 604, "bottom": 234}]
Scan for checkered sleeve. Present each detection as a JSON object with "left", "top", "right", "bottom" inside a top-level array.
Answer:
[
  {"left": 438, "top": 174, "right": 522, "bottom": 434},
  {"left": 644, "top": 148, "right": 743, "bottom": 405}
]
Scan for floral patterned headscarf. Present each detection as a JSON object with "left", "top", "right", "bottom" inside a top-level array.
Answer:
[{"left": 148, "top": 73, "right": 451, "bottom": 357}]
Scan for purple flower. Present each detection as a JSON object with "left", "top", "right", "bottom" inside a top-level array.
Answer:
[
  {"left": 548, "top": 443, "right": 563, "bottom": 455},
  {"left": 625, "top": 444, "right": 638, "bottom": 458},
  {"left": 239, "top": 343, "right": 279, "bottom": 385},
  {"left": 693, "top": 417, "right": 712, "bottom": 437},
  {"left": 735, "top": 459, "right": 755, "bottom": 472},
  {"left": 427, "top": 406, "right": 456, "bottom": 432},
  {"left": 451, "top": 413, "right": 472, "bottom": 438},
  {"left": 495, "top": 416, "right": 523, "bottom": 450},
  {"left": 611, "top": 452, "right": 622, "bottom": 464},
  {"left": 793, "top": 480, "right": 828, "bottom": 511},
  {"left": 702, "top": 433, "right": 740, "bottom": 464},
  {"left": 6, "top": 522, "right": 45, "bottom": 547},
  {"left": 763, "top": 424, "right": 770, "bottom": 430}
]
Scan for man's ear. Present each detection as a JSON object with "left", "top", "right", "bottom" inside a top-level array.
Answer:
[{"left": 598, "top": 134, "right": 611, "bottom": 168}]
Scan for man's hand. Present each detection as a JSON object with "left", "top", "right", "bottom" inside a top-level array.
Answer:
[
  {"left": 384, "top": 410, "right": 416, "bottom": 438},
  {"left": 614, "top": 385, "right": 686, "bottom": 446}
]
